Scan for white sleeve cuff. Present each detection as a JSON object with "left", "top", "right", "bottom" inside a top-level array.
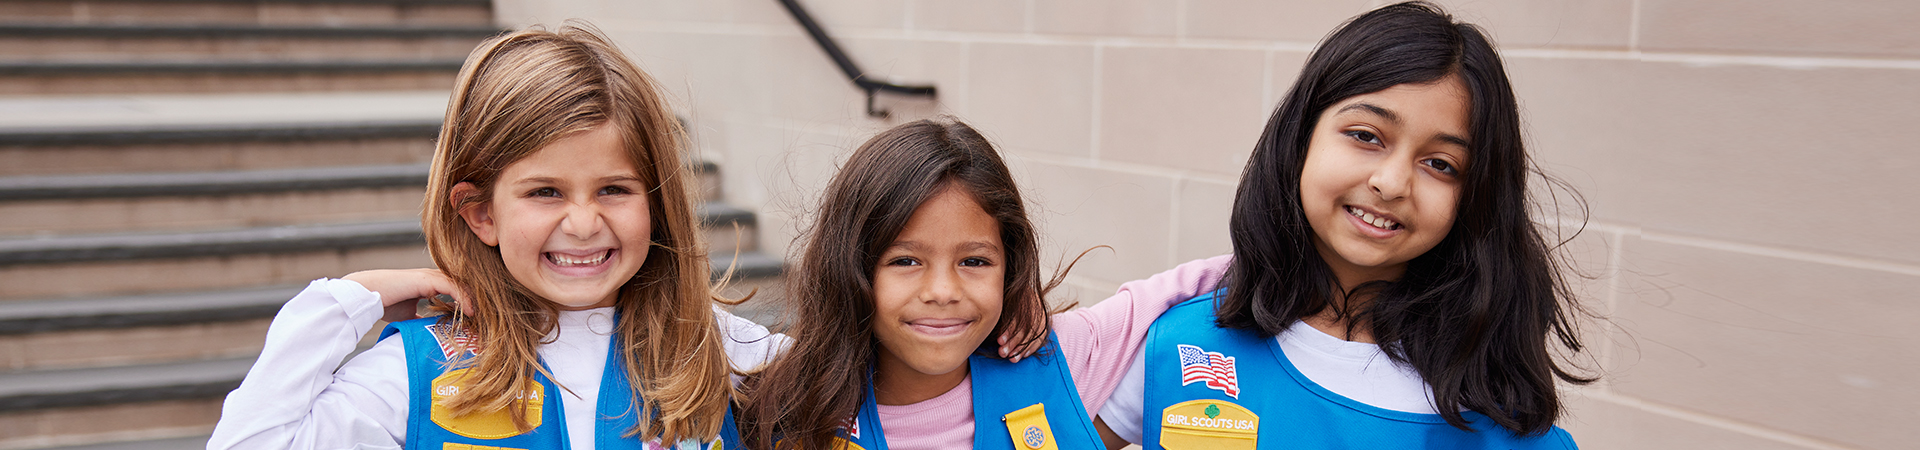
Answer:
[{"left": 320, "top": 277, "right": 385, "bottom": 335}]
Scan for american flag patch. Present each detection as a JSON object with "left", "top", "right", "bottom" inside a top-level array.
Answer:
[
  {"left": 842, "top": 415, "right": 860, "bottom": 439},
  {"left": 1176, "top": 344, "right": 1239, "bottom": 398},
  {"left": 426, "top": 323, "right": 482, "bottom": 359}
]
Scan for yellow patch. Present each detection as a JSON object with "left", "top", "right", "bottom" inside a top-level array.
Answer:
[
  {"left": 430, "top": 368, "right": 544, "bottom": 439},
  {"left": 1158, "top": 399, "right": 1258, "bottom": 450},
  {"left": 830, "top": 437, "right": 867, "bottom": 450},
  {"left": 442, "top": 444, "right": 527, "bottom": 450},
  {"left": 1001, "top": 403, "right": 1057, "bottom": 450}
]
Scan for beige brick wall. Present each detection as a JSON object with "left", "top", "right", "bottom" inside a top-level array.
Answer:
[{"left": 494, "top": 1, "right": 1918, "bottom": 448}]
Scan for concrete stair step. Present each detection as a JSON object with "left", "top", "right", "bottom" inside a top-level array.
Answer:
[
  {"left": 0, "top": 358, "right": 245, "bottom": 448},
  {"left": 0, "top": 398, "right": 223, "bottom": 450},
  {"left": 0, "top": 59, "right": 463, "bottom": 95},
  {"left": 39, "top": 435, "right": 208, "bottom": 450},
  {"left": 0, "top": 23, "right": 501, "bottom": 61},
  {"left": 0, "top": 224, "right": 429, "bottom": 300},
  {"left": 0, "top": 163, "right": 429, "bottom": 201},
  {"left": 0, "top": 356, "right": 252, "bottom": 413},
  {"left": 4, "top": 0, "right": 491, "bottom": 28},
  {"left": 700, "top": 201, "right": 758, "bottom": 258},
  {"left": 0, "top": 285, "right": 297, "bottom": 336},
  {"left": 0, "top": 164, "right": 427, "bottom": 235},
  {"left": 0, "top": 220, "right": 424, "bottom": 268},
  {"left": 0, "top": 91, "right": 444, "bottom": 175}
]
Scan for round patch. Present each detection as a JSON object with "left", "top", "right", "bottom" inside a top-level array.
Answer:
[{"left": 1022, "top": 425, "right": 1045, "bottom": 449}]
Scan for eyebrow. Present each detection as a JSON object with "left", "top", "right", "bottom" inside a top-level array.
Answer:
[
  {"left": 507, "top": 175, "right": 643, "bottom": 185},
  {"left": 888, "top": 240, "right": 1003, "bottom": 254},
  {"left": 1335, "top": 102, "right": 1472, "bottom": 148}
]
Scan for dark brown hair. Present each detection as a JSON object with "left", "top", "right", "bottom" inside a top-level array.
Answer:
[
  {"left": 423, "top": 23, "right": 734, "bottom": 442},
  {"left": 737, "top": 119, "right": 1058, "bottom": 450},
  {"left": 1219, "top": 1, "right": 1592, "bottom": 435}
]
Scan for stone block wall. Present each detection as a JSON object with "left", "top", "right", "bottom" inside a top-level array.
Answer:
[{"left": 494, "top": 1, "right": 1917, "bottom": 448}]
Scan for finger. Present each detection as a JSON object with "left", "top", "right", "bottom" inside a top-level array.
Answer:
[{"left": 422, "top": 270, "right": 475, "bottom": 313}]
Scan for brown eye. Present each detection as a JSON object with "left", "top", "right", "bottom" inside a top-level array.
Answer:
[
  {"left": 887, "top": 257, "right": 921, "bottom": 267},
  {"left": 1423, "top": 158, "right": 1458, "bottom": 176},
  {"left": 529, "top": 187, "right": 560, "bottom": 198},
  {"left": 1344, "top": 130, "right": 1382, "bottom": 146},
  {"left": 960, "top": 257, "right": 993, "bottom": 267}
]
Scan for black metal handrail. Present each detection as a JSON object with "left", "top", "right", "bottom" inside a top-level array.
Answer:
[{"left": 776, "top": 0, "right": 937, "bottom": 118}]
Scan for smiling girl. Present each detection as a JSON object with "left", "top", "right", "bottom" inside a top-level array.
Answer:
[
  {"left": 738, "top": 119, "right": 1229, "bottom": 450},
  {"left": 209, "top": 25, "right": 783, "bottom": 450},
  {"left": 1096, "top": 2, "right": 1592, "bottom": 449}
]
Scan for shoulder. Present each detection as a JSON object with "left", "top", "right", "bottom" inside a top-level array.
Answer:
[
  {"left": 377, "top": 316, "right": 444, "bottom": 341},
  {"left": 1160, "top": 289, "right": 1226, "bottom": 323},
  {"left": 1544, "top": 425, "right": 1579, "bottom": 450}
]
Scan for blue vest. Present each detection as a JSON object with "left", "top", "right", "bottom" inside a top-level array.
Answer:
[
  {"left": 1141, "top": 291, "right": 1577, "bottom": 450},
  {"left": 833, "top": 332, "right": 1102, "bottom": 450},
  {"left": 381, "top": 317, "right": 743, "bottom": 450}
]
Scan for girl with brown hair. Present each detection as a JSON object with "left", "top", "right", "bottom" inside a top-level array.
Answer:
[
  {"left": 209, "top": 24, "right": 783, "bottom": 450},
  {"left": 736, "top": 118, "right": 1229, "bottom": 450}
]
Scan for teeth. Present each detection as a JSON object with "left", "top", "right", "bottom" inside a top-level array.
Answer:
[
  {"left": 548, "top": 250, "right": 609, "bottom": 266},
  {"left": 1347, "top": 206, "right": 1399, "bottom": 230}
]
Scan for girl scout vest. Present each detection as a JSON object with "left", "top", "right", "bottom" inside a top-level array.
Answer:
[
  {"left": 381, "top": 317, "right": 743, "bottom": 450},
  {"left": 831, "top": 332, "right": 1101, "bottom": 450},
  {"left": 1141, "top": 291, "right": 1577, "bottom": 450}
]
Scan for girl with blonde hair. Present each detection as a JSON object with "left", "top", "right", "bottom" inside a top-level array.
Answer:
[{"left": 210, "top": 24, "right": 783, "bottom": 450}]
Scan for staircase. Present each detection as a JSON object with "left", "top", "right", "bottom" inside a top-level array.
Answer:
[{"left": 0, "top": 1, "right": 781, "bottom": 448}]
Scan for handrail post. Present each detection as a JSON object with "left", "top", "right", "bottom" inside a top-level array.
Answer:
[{"left": 774, "top": 0, "right": 937, "bottom": 118}]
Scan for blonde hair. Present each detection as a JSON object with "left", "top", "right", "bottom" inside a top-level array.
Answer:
[{"left": 421, "top": 24, "right": 732, "bottom": 443}]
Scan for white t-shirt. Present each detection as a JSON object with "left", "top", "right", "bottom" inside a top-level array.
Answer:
[
  {"left": 1097, "top": 320, "right": 1436, "bottom": 444},
  {"left": 208, "top": 278, "right": 790, "bottom": 450}
]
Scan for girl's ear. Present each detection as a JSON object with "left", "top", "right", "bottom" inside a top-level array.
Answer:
[{"left": 451, "top": 182, "right": 498, "bottom": 246}]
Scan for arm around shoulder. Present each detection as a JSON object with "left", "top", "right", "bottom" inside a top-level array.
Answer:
[{"left": 207, "top": 276, "right": 419, "bottom": 449}]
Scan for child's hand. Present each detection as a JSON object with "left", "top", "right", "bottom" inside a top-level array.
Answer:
[
  {"left": 342, "top": 268, "right": 472, "bottom": 323},
  {"left": 997, "top": 329, "right": 1048, "bottom": 363}
]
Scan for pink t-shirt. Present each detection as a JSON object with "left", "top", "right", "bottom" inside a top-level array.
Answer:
[{"left": 874, "top": 254, "right": 1231, "bottom": 450}]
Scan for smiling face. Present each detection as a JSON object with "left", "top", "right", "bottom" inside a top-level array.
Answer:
[
  {"left": 459, "top": 125, "right": 652, "bottom": 310},
  {"left": 1300, "top": 74, "right": 1471, "bottom": 289},
  {"left": 869, "top": 184, "right": 1005, "bottom": 404}
]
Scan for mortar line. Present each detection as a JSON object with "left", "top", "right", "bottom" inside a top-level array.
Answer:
[
  {"left": 1088, "top": 44, "right": 1105, "bottom": 161},
  {"left": 1627, "top": 0, "right": 1642, "bottom": 51},
  {"left": 1582, "top": 391, "right": 1866, "bottom": 450},
  {"left": 1639, "top": 231, "right": 1920, "bottom": 277}
]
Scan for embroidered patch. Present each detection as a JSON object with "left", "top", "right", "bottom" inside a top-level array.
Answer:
[
  {"left": 829, "top": 437, "right": 868, "bottom": 450},
  {"left": 1001, "top": 403, "right": 1056, "bottom": 450},
  {"left": 1176, "top": 344, "right": 1239, "bottom": 398},
  {"left": 1159, "top": 399, "right": 1258, "bottom": 450},
  {"left": 430, "top": 368, "right": 542, "bottom": 439},
  {"left": 443, "top": 444, "right": 527, "bottom": 450},
  {"left": 427, "top": 323, "right": 483, "bottom": 358},
  {"left": 647, "top": 438, "right": 708, "bottom": 450},
  {"left": 842, "top": 414, "right": 860, "bottom": 439}
]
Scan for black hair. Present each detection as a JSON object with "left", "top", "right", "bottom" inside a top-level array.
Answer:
[{"left": 1218, "top": 1, "right": 1593, "bottom": 435}]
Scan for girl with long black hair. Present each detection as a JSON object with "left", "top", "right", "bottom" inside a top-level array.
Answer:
[{"left": 1096, "top": 2, "right": 1593, "bottom": 448}]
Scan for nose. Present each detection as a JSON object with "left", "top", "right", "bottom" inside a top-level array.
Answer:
[
  {"left": 920, "top": 265, "right": 962, "bottom": 305},
  {"left": 558, "top": 199, "right": 605, "bottom": 240},
  {"left": 1368, "top": 153, "right": 1413, "bottom": 201}
]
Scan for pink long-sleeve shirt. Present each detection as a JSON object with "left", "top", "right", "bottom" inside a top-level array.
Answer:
[{"left": 873, "top": 255, "right": 1231, "bottom": 450}]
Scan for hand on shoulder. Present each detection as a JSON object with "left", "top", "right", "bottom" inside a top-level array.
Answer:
[{"left": 342, "top": 268, "right": 472, "bottom": 323}]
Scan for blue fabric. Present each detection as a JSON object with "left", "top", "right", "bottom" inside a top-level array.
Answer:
[
  {"left": 838, "top": 331, "right": 1102, "bottom": 450},
  {"left": 1141, "top": 291, "right": 1577, "bottom": 450},
  {"left": 380, "top": 317, "right": 742, "bottom": 450}
]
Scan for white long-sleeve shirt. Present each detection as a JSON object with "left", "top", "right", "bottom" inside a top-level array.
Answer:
[{"left": 208, "top": 278, "right": 790, "bottom": 450}]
